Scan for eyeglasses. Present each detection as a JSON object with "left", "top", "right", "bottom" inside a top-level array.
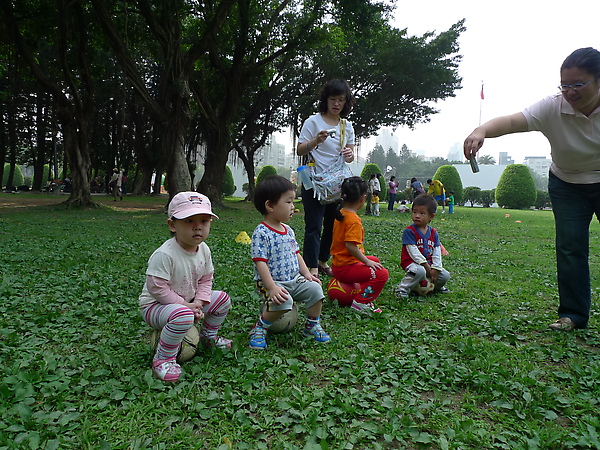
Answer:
[{"left": 558, "top": 79, "right": 596, "bottom": 92}]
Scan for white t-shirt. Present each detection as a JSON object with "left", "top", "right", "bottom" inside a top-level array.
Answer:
[
  {"left": 138, "top": 237, "right": 214, "bottom": 307},
  {"left": 373, "top": 178, "right": 381, "bottom": 191},
  {"left": 299, "top": 113, "right": 355, "bottom": 174},
  {"left": 522, "top": 94, "right": 600, "bottom": 184}
]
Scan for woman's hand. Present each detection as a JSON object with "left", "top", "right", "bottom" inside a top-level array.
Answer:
[
  {"left": 342, "top": 146, "right": 354, "bottom": 162},
  {"left": 463, "top": 128, "right": 485, "bottom": 160},
  {"left": 316, "top": 129, "right": 330, "bottom": 145}
]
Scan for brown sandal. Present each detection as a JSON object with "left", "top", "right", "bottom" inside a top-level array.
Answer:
[
  {"left": 317, "top": 264, "right": 333, "bottom": 277},
  {"left": 548, "top": 317, "right": 576, "bottom": 332}
]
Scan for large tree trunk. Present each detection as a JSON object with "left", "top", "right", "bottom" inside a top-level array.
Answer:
[
  {"left": 197, "top": 120, "right": 232, "bottom": 205},
  {"left": 162, "top": 103, "right": 192, "bottom": 196},
  {"left": 33, "top": 89, "right": 48, "bottom": 191},
  {"left": 59, "top": 108, "right": 95, "bottom": 208}
]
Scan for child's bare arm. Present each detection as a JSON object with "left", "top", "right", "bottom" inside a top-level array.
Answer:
[
  {"left": 346, "top": 242, "right": 384, "bottom": 270},
  {"left": 255, "top": 260, "right": 289, "bottom": 304},
  {"left": 297, "top": 253, "right": 321, "bottom": 284}
]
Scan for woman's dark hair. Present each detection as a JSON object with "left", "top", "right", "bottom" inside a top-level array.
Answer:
[
  {"left": 253, "top": 175, "right": 295, "bottom": 215},
  {"left": 561, "top": 47, "right": 600, "bottom": 78},
  {"left": 413, "top": 194, "right": 438, "bottom": 215},
  {"left": 317, "top": 79, "right": 355, "bottom": 117},
  {"left": 335, "top": 176, "right": 368, "bottom": 221},
  {"left": 411, "top": 177, "right": 417, "bottom": 183},
  {"left": 390, "top": 176, "right": 396, "bottom": 181}
]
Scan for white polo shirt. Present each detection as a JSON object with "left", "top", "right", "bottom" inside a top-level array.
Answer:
[{"left": 522, "top": 94, "right": 600, "bottom": 184}]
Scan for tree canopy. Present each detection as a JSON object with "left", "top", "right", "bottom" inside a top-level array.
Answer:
[{"left": 1, "top": 0, "right": 465, "bottom": 206}]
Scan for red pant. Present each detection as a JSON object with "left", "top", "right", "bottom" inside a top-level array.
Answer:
[{"left": 332, "top": 256, "right": 389, "bottom": 304}]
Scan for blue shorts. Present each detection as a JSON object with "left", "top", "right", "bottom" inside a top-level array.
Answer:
[{"left": 434, "top": 194, "right": 446, "bottom": 202}]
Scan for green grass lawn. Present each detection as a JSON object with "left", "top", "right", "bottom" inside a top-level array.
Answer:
[{"left": 2, "top": 195, "right": 600, "bottom": 449}]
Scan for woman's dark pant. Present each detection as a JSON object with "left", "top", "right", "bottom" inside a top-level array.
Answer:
[
  {"left": 388, "top": 193, "right": 396, "bottom": 211},
  {"left": 548, "top": 172, "right": 600, "bottom": 328},
  {"left": 301, "top": 187, "right": 337, "bottom": 269}
]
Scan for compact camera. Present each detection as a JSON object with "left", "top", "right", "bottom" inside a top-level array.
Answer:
[
  {"left": 326, "top": 128, "right": 336, "bottom": 138},
  {"left": 469, "top": 156, "right": 480, "bottom": 173}
]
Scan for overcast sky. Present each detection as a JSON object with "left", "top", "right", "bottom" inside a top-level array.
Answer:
[{"left": 366, "top": 0, "right": 599, "bottom": 164}]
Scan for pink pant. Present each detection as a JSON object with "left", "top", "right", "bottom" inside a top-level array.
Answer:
[
  {"left": 142, "top": 291, "right": 230, "bottom": 361},
  {"left": 332, "top": 256, "right": 389, "bottom": 304}
]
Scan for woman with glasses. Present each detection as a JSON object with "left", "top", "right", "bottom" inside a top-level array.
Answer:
[
  {"left": 464, "top": 47, "right": 600, "bottom": 332},
  {"left": 297, "top": 80, "right": 356, "bottom": 277}
]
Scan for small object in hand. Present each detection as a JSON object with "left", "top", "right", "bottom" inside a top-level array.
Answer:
[
  {"left": 469, "top": 156, "right": 479, "bottom": 173},
  {"left": 326, "top": 128, "right": 336, "bottom": 138}
]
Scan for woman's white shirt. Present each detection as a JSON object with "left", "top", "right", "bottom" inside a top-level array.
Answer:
[{"left": 299, "top": 113, "right": 355, "bottom": 174}]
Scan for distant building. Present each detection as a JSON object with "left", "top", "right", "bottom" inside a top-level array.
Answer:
[
  {"left": 498, "top": 152, "right": 514, "bottom": 165},
  {"left": 447, "top": 143, "right": 463, "bottom": 162},
  {"left": 523, "top": 156, "right": 551, "bottom": 178},
  {"left": 374, "top": 128, "right": 399, "bottom": 154}
]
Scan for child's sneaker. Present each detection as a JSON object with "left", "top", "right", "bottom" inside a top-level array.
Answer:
[
  {"left": 302, "top": 319, "right": 331, "bottom": 343},
  {"left": 350, "top": 300, "right": 382, "bottom": 315},
  {"left": 395, "top": 284, "right": 409, "bottom": 299},
  {"left": 200, "top": 335, "right": 233, "bottom": 349},
  {"left": 438, "top": 287, "right": 451, "bottom": 294},
  {"left": 249, "top": 323, "right": 268, "bottom": 349},
  {"left": 152, "top": 358, "right": 182, "bottom": 382}
]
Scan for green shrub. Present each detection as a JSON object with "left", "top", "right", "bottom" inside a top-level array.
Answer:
[
  {"left": 256, "top": 165, "right": 278, "bottom": 186},
  {"left": 535, "top": 190, "right": 551, "bottom": 210},
  {"left": 359, "top": 163, "right": 386, "bottom": 199},
  {"left": 396, "top": 188, "right": 409, "bottom": 202},
  {"left": 463, "top": 186, "right": 481, "bottom": 207},
  {"left": 495, "top": 164, "right": 537, "bottom": 209},
  {"left": 480, "top": 190, "right": 494, "bottom": 207},
  {"left": 433, "top": 165, "right": 463, "bottom": 205},
  {"left": 360, "top": 163, "right": 382, "bottom": 182},
  {"left": 2, "top": 164, "right": 24, "bottom": 187},
  {"left": 222, "top": 165, "right": 236, "bottom": 196}
]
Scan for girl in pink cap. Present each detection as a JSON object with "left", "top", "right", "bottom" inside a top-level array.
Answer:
[{"left": 138, "top": 191, "right": 232, "bottom": 382}]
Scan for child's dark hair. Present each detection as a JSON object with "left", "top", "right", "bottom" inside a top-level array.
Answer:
[
  {"left": 317, "top": 79, "right": 354, "bottom": 117},
  {"left": 413, "top": 194, "right": 438, "bottom": 215},
  {"left": 335, "top": 176, "right": 367, "bottom": 221},
  {"left": 254, "top": 175, "right": 295, "bottom": 215}
]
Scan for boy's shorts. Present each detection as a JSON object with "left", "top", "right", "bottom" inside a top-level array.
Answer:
[
  {"left": 434, "top": 194, "right": 446, "bottom": 202},
  {"left": 256, "top": 274, "right": 324, "bottom": 312}
]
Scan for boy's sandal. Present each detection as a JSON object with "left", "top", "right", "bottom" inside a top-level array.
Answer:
[{"left": 548, "top": 317, "right": 576, "bottom": 332}]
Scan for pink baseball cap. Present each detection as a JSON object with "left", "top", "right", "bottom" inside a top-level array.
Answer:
[{"left": 167, "top": 191, "right": 219, "bottom": 219}]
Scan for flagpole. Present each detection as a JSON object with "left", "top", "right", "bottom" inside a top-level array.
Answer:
[{"left": 479, "top": 81, "right": 484, "bottom": 125}]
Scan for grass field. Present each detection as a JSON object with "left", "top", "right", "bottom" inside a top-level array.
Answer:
[{"left": 2, "top": 193, "right": 600, "bottom": 449}]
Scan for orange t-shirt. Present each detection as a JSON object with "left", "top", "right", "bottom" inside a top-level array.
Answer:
[{"left": 331, "top": 209, "right": 365, "bottom": 267}]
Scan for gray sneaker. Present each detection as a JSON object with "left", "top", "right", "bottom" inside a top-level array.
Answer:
[{"left": 395, "top": 284, "right": 409, "bottom": 299}]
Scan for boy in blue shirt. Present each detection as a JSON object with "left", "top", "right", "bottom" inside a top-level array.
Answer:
[
  {"left": 395, "top": 194, "right": 450, "bottom": 298},
  {"left": 249, "top": 175, "right": 331, "bottom": 349}
]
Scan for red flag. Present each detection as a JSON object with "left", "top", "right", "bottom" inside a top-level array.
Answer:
[{"left": 480, "top": 84, "right": 485, "bottom": 100}]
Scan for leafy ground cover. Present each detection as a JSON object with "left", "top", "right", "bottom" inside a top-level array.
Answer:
[{"left": 1, "top": 193, "right": 600, "bottom": 449}]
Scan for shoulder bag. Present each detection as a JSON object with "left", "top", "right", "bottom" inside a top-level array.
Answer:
[{"left": 308, "top": 119, "right": 353, "bottom": 204}]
